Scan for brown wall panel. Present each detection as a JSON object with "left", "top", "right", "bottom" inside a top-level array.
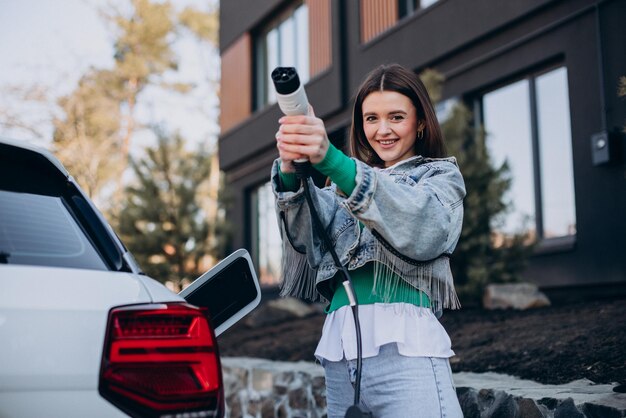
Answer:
[
  {"left": 360, "top": 0, "right": 397, "bottom": 43},
  {"left": 220, "top": 34, "right": 252, "bottom": 133},
  {"left": 308, "top": 0, "right": 332, "bottom": 77}
]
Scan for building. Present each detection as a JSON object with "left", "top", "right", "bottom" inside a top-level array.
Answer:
[{"left": 218, "top": 0, "right": 626, "bottom": 300}]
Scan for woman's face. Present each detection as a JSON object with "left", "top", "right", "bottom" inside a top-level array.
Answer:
[{"left": 362, "top": 90, "right": 421, "bottom": 167}]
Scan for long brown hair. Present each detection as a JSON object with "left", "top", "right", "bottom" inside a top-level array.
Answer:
[{"left": 349, "top": 63, "right": 446, "bottom": 166}]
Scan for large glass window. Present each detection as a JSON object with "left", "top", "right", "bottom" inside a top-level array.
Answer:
[
  {"left": 535, "top": 68, "right": 577, "bottom": 238},
  {"left": 250, "top": 182, "right": 283, "bottom": 287},
  {"left": 255, "top": 3, "right": 309, "bottom": 110},
  {"left": 481, "top": 66, "right": 576, "bottom": 242}
]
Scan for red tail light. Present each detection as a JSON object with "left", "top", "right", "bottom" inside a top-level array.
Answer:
[{"left": 99, "top": 303, "right": 224, "bottom": 418}]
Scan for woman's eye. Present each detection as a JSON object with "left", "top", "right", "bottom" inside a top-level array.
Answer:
[
  {"left": 365, "top": 116, "right": 377, "bottom": 122},
  {"left": 391, "top": 114, "right": 405, "bottom": 121}
]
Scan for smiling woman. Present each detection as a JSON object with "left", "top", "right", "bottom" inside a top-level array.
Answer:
[
  {"left": 271, "top": 63, "right": 465, "bottom": 418},
  {"left": 362, "top": 90, "right": 421, "bottom": 167},
  {"left": 349, "top": 64, "right": 447, "bottom": 167}
]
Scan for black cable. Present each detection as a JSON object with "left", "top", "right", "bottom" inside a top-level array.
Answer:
[
  {"left": 293, "top": 161, "right": 369, "bottom": 415},
  {"left": 271, "top": 66, "right": 370, "bottom": 416}
]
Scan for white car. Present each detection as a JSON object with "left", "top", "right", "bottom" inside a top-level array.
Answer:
[{"left": 0, "top": 138, "right": 260, "bottom": 418}]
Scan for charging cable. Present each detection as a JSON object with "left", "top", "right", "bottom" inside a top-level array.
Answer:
[{"left": 272, "top": 67, "right": 372, "bottom": 418}]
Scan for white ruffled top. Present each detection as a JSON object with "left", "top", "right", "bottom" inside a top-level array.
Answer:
[{"left": 314, "top": 303, "right": 455, "bottom": 362}]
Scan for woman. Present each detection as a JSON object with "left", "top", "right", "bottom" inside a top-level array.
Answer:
[{"left": 272, "top": 63, "right": 465, "bottom": 417}]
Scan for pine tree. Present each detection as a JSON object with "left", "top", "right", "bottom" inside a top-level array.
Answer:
[
  {"left": 116, "top": 130, "right": 229, "bottom": 288},
  {"left": 421, "top": 69, "right": 535, "bottom": 306}
]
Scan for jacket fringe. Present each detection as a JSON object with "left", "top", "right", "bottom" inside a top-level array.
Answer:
[
  {"left": 279, "top": 234, "right": 325, "bottom": 302},
  {"left": 277, "top": 211, "right": 460, "bottom": 309},
  {"left": 372, "top": 241, "right": 461, "bottom": 312}
]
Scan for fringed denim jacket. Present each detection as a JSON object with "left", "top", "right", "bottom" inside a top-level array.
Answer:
[{"left": 271, "top": 155, "right": 466, "bottom": 313}]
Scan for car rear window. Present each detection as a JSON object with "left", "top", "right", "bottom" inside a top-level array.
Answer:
[{"left": 0, "top": 190, "right": 108, "bottom": 270}]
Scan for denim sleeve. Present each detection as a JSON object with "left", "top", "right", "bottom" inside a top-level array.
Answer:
[
  {"left": 270, "top": 158, "right": 340, "bottom": 268},
  {"left": 343, "top": 159, "right": 466, "bottom": 260}
]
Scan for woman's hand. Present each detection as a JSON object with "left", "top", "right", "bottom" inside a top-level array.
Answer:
[{"left": 275, "top": 107, "right": 329, "bottom": 173}]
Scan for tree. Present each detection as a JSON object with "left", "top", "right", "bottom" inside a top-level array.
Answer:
[
  {"left": 52, "top": 69, "right": 123, "bottom": 201},
  {"left": 105, "top": 0, "right": 178, "bottom": 159},
  {"left": 104, "top": 0, "right": 220, "bottom": 161},
  {"left": 178, "top": 5, "right": 219, "bottom": 46},
  {"left": 421, "top": 69, "right": 534, "bottom": 306},
  {"left": 116, "top": 130, "right": 229, "bottom": 288},
  {"left": 0, "top": 83, "right": 51, "bottom": 140},
  {"left": 49, "top": 0, "right": 219, "bottom": 210},
  {"left": 100, "top": 0, "right": 180, "bottom": 210}
]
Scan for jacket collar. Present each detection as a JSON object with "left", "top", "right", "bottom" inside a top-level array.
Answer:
[{"left": 379, "top": 155, "right": 458, "bottom": 172}]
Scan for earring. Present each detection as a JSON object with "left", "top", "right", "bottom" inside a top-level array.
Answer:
[{"left": 417, "top": 129, "right": 424, "bottom": 140}]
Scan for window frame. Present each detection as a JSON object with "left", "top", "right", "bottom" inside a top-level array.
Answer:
[
  {"left": 472, "top": 63, "right": 577, "bottom": 253},
  {"left": 253, "top": 1, "right": 309, "bottom": 111}
]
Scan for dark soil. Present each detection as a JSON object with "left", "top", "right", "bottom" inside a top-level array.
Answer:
[{"left": 217, "top": 297, "right": 626, "bottom": 385}]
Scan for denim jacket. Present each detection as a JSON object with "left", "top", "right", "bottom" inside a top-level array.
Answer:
[{"left": 271, "top": 155, "right": 466, "bottom": 312}]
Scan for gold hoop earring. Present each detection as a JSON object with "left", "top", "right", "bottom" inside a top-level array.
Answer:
[{"left": 417, "top": 129, "right": 424, "bottom": 140}]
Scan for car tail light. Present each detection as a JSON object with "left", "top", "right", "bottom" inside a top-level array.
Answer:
[{"left": 99, "top": 303, "right": 224, "bottom": 418}]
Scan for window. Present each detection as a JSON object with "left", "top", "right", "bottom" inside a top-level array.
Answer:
[
  {"left": 0, "top": 190, "right": 108, "bottom": 270},
  {"left": 480, "top": 66, "right": 576, "bottom": 242},
  {"left": 250, "top": 182, "right": 283, "bottom": 287},
  {"left": 255, "top": 3, "right": 309, "bottom": 110},
  {"left": 398, "top": 0, "right": 439, "bottom": 19},
  {"left": 435, "top": 97, "right": 459, "bottom": 124}
]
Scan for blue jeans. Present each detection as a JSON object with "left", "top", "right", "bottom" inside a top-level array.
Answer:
[{"left": 321, "top": 344, "right": 463, "bottom": 418}]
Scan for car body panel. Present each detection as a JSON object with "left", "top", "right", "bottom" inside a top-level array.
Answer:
[
  {"left": 0, "top": 391, "right": 128, "bottom": 418},
  {"left": 0, "top": 265, "right": 180, "bottom": 393},
  {"left": 137, "top": 272, "right": 187, "bottom": 302}
]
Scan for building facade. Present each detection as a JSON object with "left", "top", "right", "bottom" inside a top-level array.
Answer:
[{"left": 218, "top": 0, "right": 626, "bottom": 300}]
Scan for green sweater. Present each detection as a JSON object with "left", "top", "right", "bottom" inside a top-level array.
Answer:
[
  {"left": 278, "top": 142, "right": 357, "bottom": 194},
  {"left": 325, "top": 258, "right": 431, "bottom": 313},
  {"left": 278, "top": 143, "right": 430, "bottom": 311}
]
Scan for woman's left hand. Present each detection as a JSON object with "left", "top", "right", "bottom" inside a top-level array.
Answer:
[{"left": 276, "top": 107, "right": 329, "bottom": 165}]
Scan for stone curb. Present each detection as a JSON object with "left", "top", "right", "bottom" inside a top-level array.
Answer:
[
  {"left": 221, "top": 357, "right": 626, "bottom": 418},
  {"left": 454, "top": 372, "right": 626, "bottom": 417}
]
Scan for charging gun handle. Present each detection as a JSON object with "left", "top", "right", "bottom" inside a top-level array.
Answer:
[{"left": 271, "top": 67, "right": 310, "bottom": 164}]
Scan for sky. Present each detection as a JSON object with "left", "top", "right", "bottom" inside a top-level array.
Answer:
[{"left": 0, "top": 0, "right": 220, "bottom": 153}]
